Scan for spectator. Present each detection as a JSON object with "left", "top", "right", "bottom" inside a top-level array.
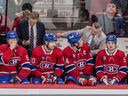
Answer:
[
  {"left": 12, "top": 10, "right": 31, "bottom": 31},
  {"left": 79, "top": 1, "right": 90, "bottom": 22},
  {"left": 111, "top": 0, "right": 128, "bottom": 36},
  {"left": 12, "top": 2, "right": 33, "bottom": 30},
  {"left": 111, "top": 0, "right": 128, "bottom": 16},
  {"left": 98, "top": 2, "right": 125, "bottom": 36},
  {"left": 8, "top": 1, "right": 34, "bottom": 21},
  {"left": 31, "top": 33, "right": 64, "bottom": 84},
  {"left": 56, "top": 22, "right": 106, "bottom": 56},
  {"left": 95, "top": 34, "right": 127, "bottom": 85},
  {"left": 0, "top": 31, "right": 31, "bottom": 84},
  {"left": 63, "top": 32, "right": 96, "bottom": 86},
  {"left": 22, "top": 3, "right": 33, "bottom": 12},
  {"left": 16, "top": 11, "right": 45, "bottom": 56}
]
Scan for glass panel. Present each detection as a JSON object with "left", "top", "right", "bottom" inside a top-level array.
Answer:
[{"left": 6, "top": 0, "right": 90, "bottom": 30}]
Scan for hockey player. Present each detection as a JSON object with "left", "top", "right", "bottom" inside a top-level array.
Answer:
[
  {"left": 0, "top": 31, "right": 31, "bottom": 84},
  {"left": 63, "top": 32, "right": 96, "bottom": 86},
  {"left": 31, "top": 33, "right": 64, "bottom": 84},
  {"left": 95, "top": 34, "right": 127, "bottom": 85}
]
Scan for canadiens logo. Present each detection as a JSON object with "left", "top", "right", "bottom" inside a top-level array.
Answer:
[
  {"left": 75, "top": 59, "right": 86, "bottom": 70},
  {"left": 9, "top": 56, "right": 21, "bottom": 65},
  {"left": 104, "top": 64, "right": 119, "bottom": 74},
  {"left": 39, "top": 61, "right": 54, "bottom": 69}
]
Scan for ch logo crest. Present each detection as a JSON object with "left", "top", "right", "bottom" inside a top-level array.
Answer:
[
  {"left": 104, "top": 64, "right": 119, "bottom": 74},
  {"left": 39, "top": 61, "right": 54, "bottom": 69},
  {"left": 75, "top": 59, "right": 86, "bottom": 70}
]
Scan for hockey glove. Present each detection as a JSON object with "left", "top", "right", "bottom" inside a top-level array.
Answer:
[
  {"left": 10, "top": 76, "right": 22, "bottom": 84},
  {"left": 88, "top": 76, "right": 97, "bottom": 86},
  {"left": 109, "top": 79, "right": 118, "bottom": 85},
  {"left": 41, "top": 75, "right": 47, "bottom": 84},
  {"left": 102, "top": 76, "right": 109, "bottom": 85},
  {"left": 78, "top": 77, "right": 88, "bottom": 86}
]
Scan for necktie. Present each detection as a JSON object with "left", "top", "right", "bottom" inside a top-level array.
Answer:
[
  {"left": 90, "top": 38, "right": 95, "bottom": 50},
  {"left": 30, "top": 26, "right": 34, "bottom": 50}
]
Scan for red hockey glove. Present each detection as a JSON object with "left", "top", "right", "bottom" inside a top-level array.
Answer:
[
  {"left": 88, "top": 77, "right": 97, "bottom": 86},
  {"left": 41, "top": 75, "right": 47, "bottom": 84},
  {"left": 10, "top": 76, "right": 22, "bottom": 84},
  {"left": 109, "top": 78, "right": 118, "bottom": 85},
  {"left": 102, "top": 76, "right": 109, "bottom": 85},
  {"left": 78, "top": 77, "right": 88, "bottom": 86}
]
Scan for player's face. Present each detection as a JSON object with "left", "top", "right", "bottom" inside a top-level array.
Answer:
[
  {"left": 106, "top": 41, "right": 116, "bottom": 51},
  {"left": 48, "top": 41, "right": 57, "bottom": 50},
  {"left": 7, "top": 38, "right": 18, "bottom": 45},
  {"left": 78, "top": 39, "right": 83, "bottom": 47},
  {"left": 74, "top": 39, "right": 83, "bottom": 48},
  {"left": 106, "top": 3, "right": 116, "bottom": 14}
]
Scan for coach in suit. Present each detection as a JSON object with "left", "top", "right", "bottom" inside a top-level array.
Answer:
[
  {"left": 17, "top": 11, "right": 45, "bottom": 56},
  {"left": 56, "top": 22, "right": 106, "bottom": 56}
]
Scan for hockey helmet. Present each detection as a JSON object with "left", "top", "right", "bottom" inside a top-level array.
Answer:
[
  {"left": 67, "top": 32, "right": 81, "bottom": 45},
  {"left": 6, "top": 31, "right": 18, "bottom": 39},
  {"left": 106, "top": 34, "right": 117, "bottom": 43},
  {"left": 44, "top": 33, "right": 57, "bottom": 42}
]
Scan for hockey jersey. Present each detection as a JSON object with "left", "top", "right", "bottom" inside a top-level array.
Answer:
[
  {"left": 63, "top": 43, "right": 94, "bottom": 79},
  {"left": 0, "top": 44, "right": 31, "bottom": 80},
  {"left": 95, "top": 48, "right": 127, "bottom": 82},
  {"left": 31, "top": 46, "right": 64, "bottom": 78}
]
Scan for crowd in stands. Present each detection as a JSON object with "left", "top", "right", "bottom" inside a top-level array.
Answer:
[{"left": 0, "top": 2, "right": 128, "bottom": 86}]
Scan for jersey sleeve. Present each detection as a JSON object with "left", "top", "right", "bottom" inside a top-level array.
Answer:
[
  {"left": 18, "top": 48, "right": 31, "bottom": 80},
  {"left": 83, "top": 45, "right": 94, "bottom": 75},
  {"left": 95, "top": 51, "right": 106, "bottom": 81},
  {"left": 55, "top": 49, "right": 64, "bottom": 77},
  {"left": 30, "top": 48, "right": 43, "bottom": 78},
  {"left": 112, "top": 52, "right": 127, "bottom": 82},
  {"left": 0, "top": 45, "right": 13, "bottom": 64},
  {"left": 63, "top": 49, "right": 80, "bottom": 79}
]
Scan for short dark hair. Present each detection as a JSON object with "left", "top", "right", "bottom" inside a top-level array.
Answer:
[
  {"left": 22, "top": 3, "right": 33, "bottom": 12},
  {"left": 106, "top": 2, "right": 117, "bottom": 9},
  {"left": 29, "top": 11, "right": 39, "bottom": 19}
]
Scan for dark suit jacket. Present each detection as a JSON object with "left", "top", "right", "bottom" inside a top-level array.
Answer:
[{"left": 16, "top": 20, "right": 45, "bottom": 53}]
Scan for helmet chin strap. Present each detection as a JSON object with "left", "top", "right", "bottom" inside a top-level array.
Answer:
[
  {"left": 72, "top": 42, "right": 81, "bottom": 51},
  {"left": 107, "top": 48, "right": 116, "bottom": 55},
  {"left": 45, "top": 42, "right": 53, "bottom": 53}
]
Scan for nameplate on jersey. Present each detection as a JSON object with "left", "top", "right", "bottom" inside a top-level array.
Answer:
[
  {"left": 75, "top": 59, "right": 86, "bottom": 70},
  {"left": 104, "top": 64, "right": 119, "bottom": 74},
  {"left": 39, "top": 61, "right": 55, "bottom": 69}
]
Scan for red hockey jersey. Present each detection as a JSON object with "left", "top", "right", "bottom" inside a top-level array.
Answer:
[
  {"left": 0, "top": 44, "right": 31, "bottom": 80},
  {"left": 31, "top": 46, "right": 64, "bottom": 78},
  {"left": 95, "top": 48, "right": 127, "bottom": 82},
  {"left": 63, "top": 43, "right": 94, "bottom": 79}
]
